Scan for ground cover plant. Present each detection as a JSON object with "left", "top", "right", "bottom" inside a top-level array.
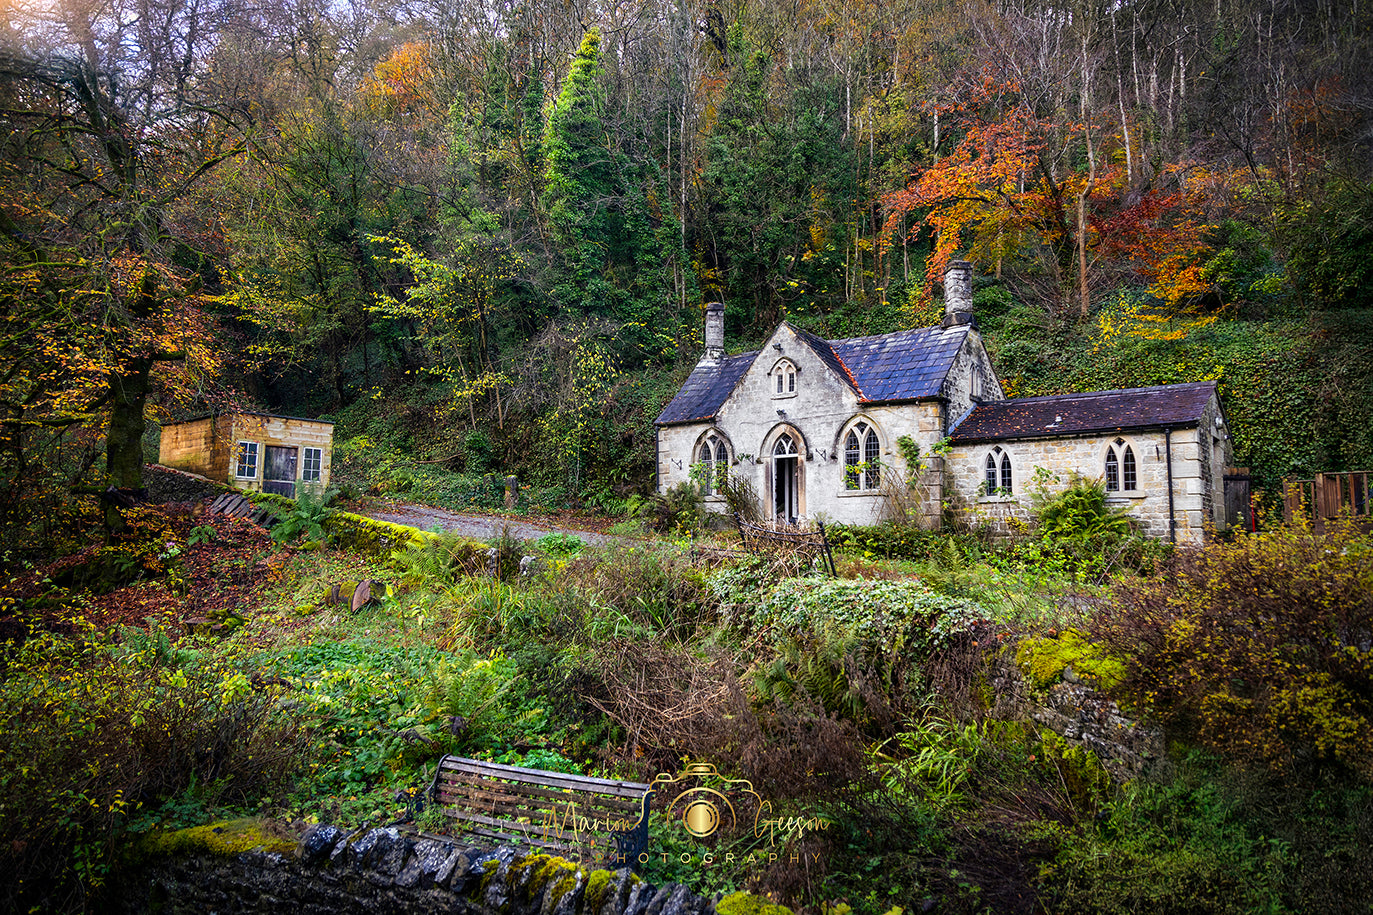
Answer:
[{"left": 3, "top": 492, "right": 1373, "bottom": 913}]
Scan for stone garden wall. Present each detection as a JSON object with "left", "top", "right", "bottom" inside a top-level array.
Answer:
[{"left": 121, "top": 824, "right": 749, "bottom": 915}]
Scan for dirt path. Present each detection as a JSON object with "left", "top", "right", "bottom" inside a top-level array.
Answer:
[{"left": 350, "top": 501, "right": 624, "bottom": 546}]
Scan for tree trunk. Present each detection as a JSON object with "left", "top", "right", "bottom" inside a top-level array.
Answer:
[{"left": 104, "top": 357, "right": 152, "bottom": 533}]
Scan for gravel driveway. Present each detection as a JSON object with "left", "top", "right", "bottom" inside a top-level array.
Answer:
[{"left": 353, "top": 501, "right": 623, "bottom": 547}]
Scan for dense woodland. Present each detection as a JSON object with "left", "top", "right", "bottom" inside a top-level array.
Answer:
[
  {"left": 3, "top": 3, "right": 1373, "bottom": 913},
  {"left": 1, "top": 0, "right": 1371, "bottom": 542}
]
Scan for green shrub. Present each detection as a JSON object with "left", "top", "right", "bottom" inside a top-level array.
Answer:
[
  {"left": 750, "top": 579, "right": 987, "bottom": 731},
  {"left": 827, "top": 523, "right": 972, "bottom": 562},
  {"left": 534, "top": 532, "right": 584, "bottom": 558},
  {"left": 1093, "top": 519, "right": 1373, "bottom": 778},
  {"left": 388, "top": 530, "right": 489, "bottom": 588},
  {"left": 270, "top": 484, "right": 336, "bottom": 545},
  {"left": 463, "top": 429, "right": 494, "bottom": 473},
  {"left": 0, "top": 625, "right": 303, "bottom": 912},
  {"left": 1014, "top": 474, "right": 1170, "bottom": 580},
  {"left": 628, "top": 481, "right": 703, "bottom": 534}
]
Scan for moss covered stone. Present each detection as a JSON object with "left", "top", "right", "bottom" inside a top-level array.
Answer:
[
  {"left": 1017, "top": 629, "right": 1125, "bottom": 690},
  {"left": 140, "top": 819, "right": 296, "bottom": 860},
  {"left": 716, "top": 890, "right": 796, "bottom": 915},
  {"left": 584, "top": 869, "right": 614, "bottom": 910}
]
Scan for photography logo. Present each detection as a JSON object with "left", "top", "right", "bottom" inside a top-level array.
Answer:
[{"left": 651, "top": 761, "right": 770, "bottom": 839}]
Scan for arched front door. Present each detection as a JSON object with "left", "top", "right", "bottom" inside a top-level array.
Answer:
[{"left": 772, "top": 433, "right": 799, "bottom": 524}]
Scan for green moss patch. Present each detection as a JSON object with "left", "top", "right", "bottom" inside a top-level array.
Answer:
[
  {"left": 1017, "top": 629, "right": 1126, "bottom": 690},
  {"left": 716, "top": 891, "right": 795, "bottom": 915},
  {"left": 139, "top": 818, "right": 296, "bottom": 860}
]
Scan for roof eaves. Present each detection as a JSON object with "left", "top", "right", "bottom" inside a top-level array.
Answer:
[{"left": 951, "top": 418, "right": 1203, "bottom": 445}]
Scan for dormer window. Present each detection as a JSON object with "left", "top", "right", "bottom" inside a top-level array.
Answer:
[{"left": 772, "top": 359, "right": 797, "bottom": 397}]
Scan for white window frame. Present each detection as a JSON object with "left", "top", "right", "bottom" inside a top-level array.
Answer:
[
  {"left": 302, "top": 446, "right": 323, "bottom": 483},
  {"left": 235, "top": 441, "right": 259, "bottom": 479},
  {"left": 981, "top": 446, "right": 1014, "bottom": 499},
  {"left": 841, "top": 419, "right": 883, "bottom": 492},
  {"left": 693, "top": 433, "right": 730, "bottom": 496},
  {"left": 771, "top": 358, "right": 798, "bottom": 398},
  {"left": 1105, "top": 437, "right": 1142, "bottom": 496}
]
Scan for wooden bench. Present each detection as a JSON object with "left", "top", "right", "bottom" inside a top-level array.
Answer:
[{"left": 427, "top": 756, "right": 652, "bottom": 866}]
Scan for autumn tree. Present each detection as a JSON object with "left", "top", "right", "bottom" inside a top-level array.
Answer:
[{"left": 0, "top": 0, "right": 245, "bottom": 535}]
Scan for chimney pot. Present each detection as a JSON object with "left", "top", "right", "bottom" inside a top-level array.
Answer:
[
  {"left": 940, "top": 260, "right": 975, "bottom": 329},
  {"left": 703, "top": 302, "right": 725, "bottom": 362}
]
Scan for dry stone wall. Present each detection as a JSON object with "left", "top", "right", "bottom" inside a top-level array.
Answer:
[
  {"left": 987, "top": 651, "right": 1165, "bottom": 783},
  {"left": 122, "top": 825, "right": 735, "bottom": 915}
]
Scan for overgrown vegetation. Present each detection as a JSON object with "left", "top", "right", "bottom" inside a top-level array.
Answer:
[{"left": 5, "top": 496, "right": 1371, "bottom": 912}]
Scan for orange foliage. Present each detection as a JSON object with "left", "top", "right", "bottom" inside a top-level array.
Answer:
[
  {"left": 881, "top": 77, "right": 1227, "bottom": 321},
  {"left": 361, "top": 42, "right": 436, "bottom": 115}
]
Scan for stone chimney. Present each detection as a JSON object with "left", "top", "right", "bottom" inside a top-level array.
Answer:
[
  {"left": 703, "top": 301, "right": 725, "bottom": 362},
  {"left": 940, "top": 260, "right": 975, "bottom": 329}
]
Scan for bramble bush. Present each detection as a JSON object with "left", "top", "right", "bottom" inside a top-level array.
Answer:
[{"left": 1093, "top": 519, "right": 1373, "bottom": 778}]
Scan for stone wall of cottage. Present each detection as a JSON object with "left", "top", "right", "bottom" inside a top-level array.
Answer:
[
  {"left": 944, "top": 422, "right": 1232, "bottom": 544},
  {"left": 656, "top": 325, "right": 1003, "bottom": 529}
]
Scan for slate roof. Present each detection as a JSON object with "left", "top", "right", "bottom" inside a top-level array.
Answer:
[
  {"left": 833, "top": 326, "right": 971, "bottom": 403},
  {"left": 654, "top": 323, "right": 974, "bottom": 426},
  {"left": 948, "top": 382, "right": 1218, "bottom": 444},
  {"left": 654, "top": 351, "right": 757, "bottom": 425}
]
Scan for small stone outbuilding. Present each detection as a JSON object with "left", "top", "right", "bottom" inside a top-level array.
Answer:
[
  {"left": 158, "top": 412, "right": 334, "bottom": 498},
  {"left": 655, "top": 262, "right": 1236, "bottom": 543}
]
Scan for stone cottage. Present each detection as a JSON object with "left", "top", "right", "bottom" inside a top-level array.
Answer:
[
  {"left": 158, "top": 412, "right": 335, "bottom": 498},
  {"left": 654, "top": 262, "right": 1234, "bottom": 543}
]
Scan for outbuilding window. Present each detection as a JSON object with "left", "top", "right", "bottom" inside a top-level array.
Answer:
[
  {"left": 984, "top": 446, "right": 1012, "bottom": 495},
  {"left": 302, "top": 447, "right": 323, "bottom": 483},
  {"left": 235, "top": 441, "right": 259, "bottom": 479},
  {"left": 1106, "top": 439, "right": 1137, "bottom": 492}
]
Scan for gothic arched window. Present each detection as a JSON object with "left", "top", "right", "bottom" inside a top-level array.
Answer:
[
  {"left": 844, "top": 420, "right": 882, "bottom": 491},
  {"left": 1106, "top": 438, "right": 1137, "bottom": 492},
  {"left": 695, "top": 433, "right": 730, "bottom": 494},
  {"left": 984, "top": 446, "right": 1012, "bottom": 495},
  {"left": 772, "top": 359, "right": 797, "bottom": 397}
]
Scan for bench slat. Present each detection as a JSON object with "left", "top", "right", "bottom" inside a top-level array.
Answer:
[
  {"left": 435, "top": 791, "right": 639, "bottom": 827},
  {"left": 443, "top": 820, "right": 608, "bottom": 860},
  {"left": 437, "top": 773, "right": 643, "bottom": 815},
  {"left": 429, "top": 754, "right": 651, "bottom": 865},
  {"left": 441, "top": 809, "right": 611, "bottom": 854},
  {"left": 438, "top": 757, "right": 651, "bottom": 798}
]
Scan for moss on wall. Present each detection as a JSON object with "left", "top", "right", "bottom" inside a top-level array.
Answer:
[{"left": 138, "top": 819, "right": 297, "bottom": 860}]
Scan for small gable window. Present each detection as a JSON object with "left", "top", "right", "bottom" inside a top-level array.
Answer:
[
  {"left": 772, "top": 359, "right": 797, "bottom": 397},
  {"left": 1106, "top": 439, "right": 1137, "bottom": 492},
  {"left": 695, "top": 433, "right": 730, "bottom": 495},
  {"left": 984, "top": 446, "right": 1012, "bottom": 495},
  {"left": 844, "top": 420, "right": 881, "bottom": 491}
]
